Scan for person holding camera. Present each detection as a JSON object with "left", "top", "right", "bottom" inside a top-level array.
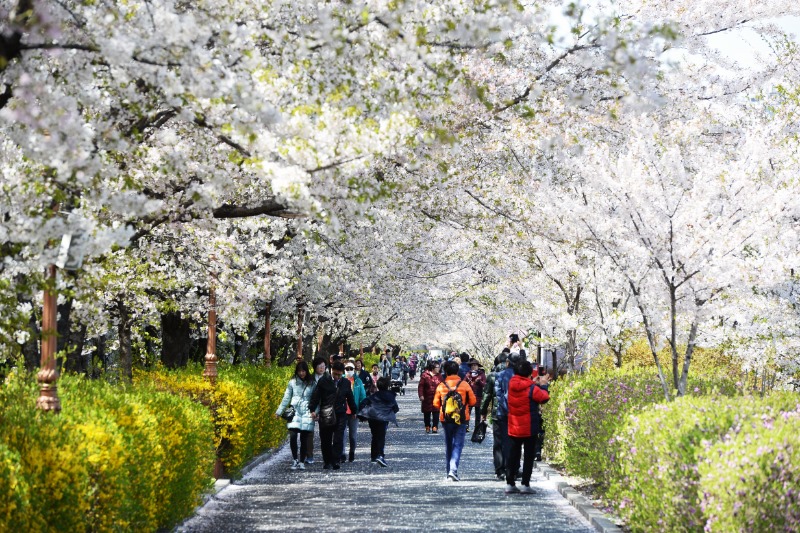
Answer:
[
  {"left": 504, "top": 360, "right": 550, "bottom": 494},
  {"left": 491, "top": 334, "right": 527, "bottom": 476}
]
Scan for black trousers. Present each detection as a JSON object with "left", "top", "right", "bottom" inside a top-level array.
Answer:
[
  {"left": 368, "top": 419, "right": 388, "bottom": 460},
  {"left": 288, "top": 429, "right": 310, "bottom": 461},
  {"left": 493, "top": 417, "right": 509, "bottom": 475},
  {"left": 424, "top": 411, "right": 440, "bottom": 429},
  {"left": 305, "top": 429, "right": 315, "bottom": 459},
  {"left": 319, "top": 415, "right": 347, "bottom": 466},
  {"left": 507, "top": 435, "right": 536, "bottom": 486}
]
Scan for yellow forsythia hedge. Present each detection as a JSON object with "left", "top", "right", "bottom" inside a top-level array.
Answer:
[
  {"left": 136, "top": 363, "right": 293, "bottom": 476},
  {"left": 0, "top": 363, "right": 293, "bottom": 532},
  {"left": 0, "top": 370, "right": 214, "bottom": 532}
]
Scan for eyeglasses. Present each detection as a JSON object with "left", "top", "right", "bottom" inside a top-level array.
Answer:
[{"left": 345, "top": 367, "right": 354, "bottom": 371}]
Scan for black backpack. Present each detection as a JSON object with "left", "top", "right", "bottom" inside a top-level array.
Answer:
[{"left": 442, "top": 379, "right": 467, "bottom": 425}]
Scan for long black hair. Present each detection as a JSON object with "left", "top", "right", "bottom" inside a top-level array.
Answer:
[{"left": 295, "top": 361, "right": 313, "bottom": 384}]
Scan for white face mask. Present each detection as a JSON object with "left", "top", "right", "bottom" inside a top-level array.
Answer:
[{"left": 345, "top": 370, "right": 354, "bottom": 378}]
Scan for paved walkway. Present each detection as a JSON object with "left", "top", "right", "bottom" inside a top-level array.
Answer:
[{"left": 179, "top": 378, "right": 595, "bottom": 532}]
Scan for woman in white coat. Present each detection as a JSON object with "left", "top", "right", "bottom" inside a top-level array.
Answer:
[{"left": 275, "top": 361, "right": 316, "bottom": 470}]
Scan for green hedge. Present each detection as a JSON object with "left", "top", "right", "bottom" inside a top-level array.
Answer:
[
  {"left": 610, "top": 392, "right": 800, "bottom": 532},
  {"left": 541, "top": 369, "right": 737, "bottom": 487},
  {"left": 0, "top": 370, "right": 215, "bottom": 532},
  {"left": 699, "top": 403, "right": 800, "bottom": 532}
]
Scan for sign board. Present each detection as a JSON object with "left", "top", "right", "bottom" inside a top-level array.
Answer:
[{"left": 55, "top": 232, "right": 88, "bottom": 270}]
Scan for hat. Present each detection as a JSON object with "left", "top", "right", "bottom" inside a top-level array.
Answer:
[
  {"left": 508, "top": 352, "right": 523, "bottom": 365},
  {"left": 344, "top": 364, "right": 355, "bottom": 370},
  {"left": 497, "top": 353, "right": 508, "bottom": 363},
  {"left": 467, "top": 358, "right": 483, "bottom": 368}
]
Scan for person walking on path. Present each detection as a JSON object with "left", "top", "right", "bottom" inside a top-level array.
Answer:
[
  {"left": 505, "top": 360, "right": 550, "bottom": 494},
  {"left": 465, "top": 358, "right": 486, "bottom": 432},
  {"left": 357, "top": 376, "right": 399, "bottom": 467},
  {"left": 380, "top": 352, "right": 392, "bottom": 378},
  {"left": 492, "top": 347, "right": 520, "bottom": 480},
  {"left": 355, "top": 359, "right": 371, "bottom": 390},
  {"left": 418, "top": 360, "right": 443, "bottom": 434},
  {"left": 341, "top": 362, "right": 367, "bottom": 463},
  {"left": 433, "top": 360, "right": 476, "bottom": 482},
  {"left": 274, "top": 361, "right": 316, "bottom": 471},
  {"left": 304, "top": 356, "right": 328, "bottom": 465},
  {"left": 309, "top": 361, "right": 357, "bottom": 470},
  {"left": 366, "top": 363, "right": 380, "bottom": 395},
  {"left": 481, "top": 352, "right": 509, "bottom": 479}
]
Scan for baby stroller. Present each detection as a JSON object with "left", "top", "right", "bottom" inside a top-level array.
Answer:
[{"left": 390, "top": 366, "right": 405, "bottom": 395}]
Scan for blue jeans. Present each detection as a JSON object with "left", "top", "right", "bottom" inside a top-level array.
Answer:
[{"left": 443, "top": 422, "right": 467, "bottom": 475}]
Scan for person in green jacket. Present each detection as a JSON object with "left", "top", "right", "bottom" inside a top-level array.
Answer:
[{"left": 341, "top": 361, "right": 367, "bottom": 462}]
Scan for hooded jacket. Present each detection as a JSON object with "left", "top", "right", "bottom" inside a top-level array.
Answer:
[
  {"left": 433, "top": 375, "right": 477, "bottom": 423},
  {"left": 275, "top": 377, "right": 316, "bottom": 432},
  {"left": 507, "top": 375, "right": 550, "bottom": 438},
  {"left": 357, "top": 390, "right": 400, "bottom": 426}
]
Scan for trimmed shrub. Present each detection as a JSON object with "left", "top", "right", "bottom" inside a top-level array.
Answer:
[
  {"left": 0, "top": 370, "right": 214, "bottom": 532},
  {"left": 541, "top": 369, "right": 737, "bottom": 486},
  {"left": 610, "top": 393, "right": 800, "bottom": 532},
  {"left": 699, "top": 398, "right": 800, "bottom": 532},
  {"left": 136, "top": 363, "right": 292, "bottom": 476}
]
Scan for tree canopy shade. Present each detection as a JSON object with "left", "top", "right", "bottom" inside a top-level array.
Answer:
[{"left": 0, "top": 0, "right": 799, "bottom": 395}]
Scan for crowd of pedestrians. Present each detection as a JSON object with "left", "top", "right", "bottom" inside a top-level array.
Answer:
[{"left": 275, "top": 336, "right": 550, "bottom": 495}]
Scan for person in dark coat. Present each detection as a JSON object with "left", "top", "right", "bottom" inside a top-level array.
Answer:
[
  {"left": 481, "top": 352, "right": 508, "bottom": 479},
  {"left": 465, "top": 358, "right": 487, "bottom": 432},
  {"left": 309, "top": 361, "right": 357, "bottom": 470},
  {"left": 457, "top": 353, "right": 471, "bottom": 379},
  {"left": 358, "top": 376, "right": 400, "bottom": 467},
  {"left": 418, "top": 360, "right": 443, "bottom": 433}
]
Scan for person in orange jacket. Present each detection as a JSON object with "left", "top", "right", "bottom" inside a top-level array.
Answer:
[
  {"left": 504, "top": 360, "right": 550, "bottom": 494},
  {"left": 433, "top": 360, "right": 477, "bottom": 481}
]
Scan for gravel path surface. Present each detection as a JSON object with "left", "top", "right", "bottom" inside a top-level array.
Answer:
[{"left": 178, "top": 378, "right": 595, "bottom": 533}]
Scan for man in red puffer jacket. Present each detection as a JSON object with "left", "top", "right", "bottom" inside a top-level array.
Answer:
[{"left": 505, "top": 360, "right": 550, "bottom": 494}]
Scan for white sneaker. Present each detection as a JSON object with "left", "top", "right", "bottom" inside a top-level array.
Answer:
[
  {"left": 297, "top": 462, "right": 305, "bottom": 471},
  {"left": 520, "top": 485, "right": 535, "bottom": 494},
  {"left": 505, "top": 484, "right": 520, "bottom": 494},
  {"left": 290, "top": 459, "right": 299, "bottom": 470},
  {"left": 447, "top": 472, "right": 461, "bottom": 482}
]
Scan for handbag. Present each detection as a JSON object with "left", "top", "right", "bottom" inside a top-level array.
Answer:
[
  {"left": 280, "top": 406, "right": 296, "bottom": 422},
  {"left": 471, "top": 420, "right": 487, "bottom": 443},
  {"left": 319, "top": 381, "right": 340, "bottom": 427}
]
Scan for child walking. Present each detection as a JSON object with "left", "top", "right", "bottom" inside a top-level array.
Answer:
[{"left": 357, "top": 376, "right": 399, "bottom": 467}]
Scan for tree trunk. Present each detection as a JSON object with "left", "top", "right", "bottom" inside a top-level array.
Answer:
[
  {"left": 264, "top": 302, "right": 272, "bottom": 366},
  {"left": 677, "top": 318, "right": 699, "bottom": 396},
  {"left": 63, "top": 324, "right": 88, "bottom": 374},
  {"left": 669, "top": 285, "right": 680, "bottom": 390},
  {"left": 117, "top": 301, "right": 133, "bottom": 382},
  {"left": 161, "top": 311, "right": 193, "bottom": 368},
  {"left": 21, "top": 310, "right": 40, "bottom": 371},
  {"left": 633, "top": 286, "right": 671, "bottom": 401}
]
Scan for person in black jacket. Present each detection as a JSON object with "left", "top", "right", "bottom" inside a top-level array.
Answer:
[
  {"left": 310, "top": 361, "right": 357, "bottom": 470},
  {"left": 358, "top": 376, "right": 399, "bottom": 467}
]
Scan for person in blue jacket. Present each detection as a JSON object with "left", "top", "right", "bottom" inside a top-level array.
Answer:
[
  {"left": 358, "top": 376, "right": 399, "bottom": 467},
  {"left": 275, "top": 361, "right": 317, "bottom": 470}
]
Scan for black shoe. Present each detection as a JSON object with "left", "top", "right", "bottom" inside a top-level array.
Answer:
[
  {"left": 534, "top": 454, "right": 542, "bottom": 461},
  {"left": 332, "top": 463, "right": 341, "bottom": 470},
  {"left": 348, "top": 453, "right": 355, "bottom": 462},
  {"left": 496, "top": 473, "right": 506, "bottom": 481},
  {"left": 340, "top": 455, "right": 347, "bottom": 463},
  {"left": 323, "top": 463, "right": 331, "bottom": 470}
]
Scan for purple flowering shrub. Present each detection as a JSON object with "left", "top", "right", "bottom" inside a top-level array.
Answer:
[
  {"left": 610, "top": 393, "right": 800, "bottom": 532},
  {"left": 542, "top": 369, "right": 736, "bottom": 488},
  {"left": 699, "top": 395, "right": 800, "bottom": 532}
]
